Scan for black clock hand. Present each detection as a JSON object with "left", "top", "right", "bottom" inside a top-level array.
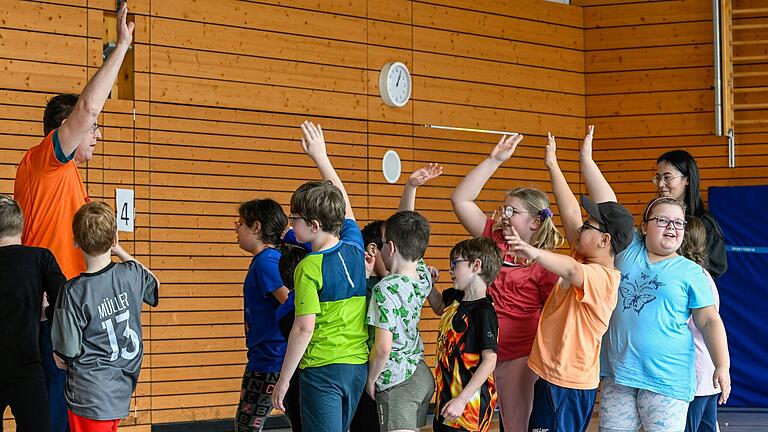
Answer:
[{"left": 396, "top": 70, "right": 402, "bottom": 86}]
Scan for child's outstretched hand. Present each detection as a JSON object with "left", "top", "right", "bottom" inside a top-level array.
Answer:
[
  {"left": 580, "top": 125, "right": 595, "bottom": 161},
  {"left": 714, "top": 366, "right": 731, "bottom": 404},
  {"left": 408, "top": 163, "right": 443, "bottom": 187},
  {"left": 505, "top": 226, "right": 540, "bottom": 261},
  {"left": 300, "top": 121, "right": 328, "bottom": 161},
  {"left": 490, "top": 134, "right": 523, "bottom": 163},
  {"left": 545, "top": 132, "right": 558, "bottom": 169}
]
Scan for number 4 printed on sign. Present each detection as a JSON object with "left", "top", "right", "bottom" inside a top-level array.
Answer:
[{"left": 115, "top": 189, "right": 134, "bottom": 232}]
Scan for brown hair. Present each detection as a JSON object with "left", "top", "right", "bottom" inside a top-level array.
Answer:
[
  {"left": 290, "top": 180, "right": 345, "bottom": 236},
  {"left": 238, "top": 198, "right": 288, "bottom": 245},
  {"left": 383, "top": 211, "right": 430, "bottom": 261},
  {"left": 450, "top": 237, "right": 502, "bottom": 285},
  {"left": 0, "top": 195, "right": 23, "bottom": 238},
  {"left": 678, "top": 216, "right": 709, "bottom": 270},
  {"left": 44, "top": 94, "right": 79, "bottom": 135},
  {"left": 496, "top": 188, "right": 564, "bottom": 250},
  {"left": 73, "top": 202, "right": 117, "bottom": 255},
  {"left": 641, "top": 197, "right": 687, "bottom": 241}
]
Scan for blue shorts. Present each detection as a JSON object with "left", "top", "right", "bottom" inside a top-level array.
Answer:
[
  {"left": 528, "top": 378, "right": 597, "bottom": 432},
  {"left": 299, "top": 363, "right": 367, "bottom": 432}
]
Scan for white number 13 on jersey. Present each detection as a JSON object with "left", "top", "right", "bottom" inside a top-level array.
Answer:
[{"left": 101, "top": 310, "right": 140, "bottom": 361}]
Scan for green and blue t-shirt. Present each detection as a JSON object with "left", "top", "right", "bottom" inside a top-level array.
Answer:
[{"left": 294, "top": 219, "right": 369, "bottom": 368}]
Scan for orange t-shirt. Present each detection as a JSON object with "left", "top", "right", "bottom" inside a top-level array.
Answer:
[
  {"left": 14, "top": 130, "right": 88, "bottom": 280},
  {"left": 527, "top": 255, "right": 620, "bottom": 390}
]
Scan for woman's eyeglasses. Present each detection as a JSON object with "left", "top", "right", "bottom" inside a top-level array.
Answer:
[{"left": 652, "top": 174, "right": 683, "bottom": 186}]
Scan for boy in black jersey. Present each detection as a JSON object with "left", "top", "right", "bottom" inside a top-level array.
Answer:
[
  {"left": 427, "top": 237, "right": 502, "bottom": 432},
  {"left": 0, "top": 194, "right": 66, "bottom": 432}
]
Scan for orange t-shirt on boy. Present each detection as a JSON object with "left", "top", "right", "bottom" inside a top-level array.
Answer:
[{"left": 527, "top": 255, "right": 620, "bottom": 389}]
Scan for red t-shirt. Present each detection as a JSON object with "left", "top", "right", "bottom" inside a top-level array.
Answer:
[
  {"left": 482, "top": 218, "right": 559, "bottom": 361},
  {"left": 14, "top": 130, "right": 88, "bottom": 280}
]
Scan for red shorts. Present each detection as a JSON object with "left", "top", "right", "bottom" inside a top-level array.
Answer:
[{"left": 68, "top": 410, "right": 119, "bottom": 432}]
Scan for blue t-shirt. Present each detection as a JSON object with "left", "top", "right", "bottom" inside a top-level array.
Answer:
[
  {"left": 244, "top": 247, "right": 287, "bottom": 372},
  {"left": 601, "top": 231, "right": 714, "bottom": 401}
]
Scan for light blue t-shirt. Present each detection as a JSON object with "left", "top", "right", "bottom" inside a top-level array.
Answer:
[{"left": 600, "top": 231, "right": 714, "bottom": 401}]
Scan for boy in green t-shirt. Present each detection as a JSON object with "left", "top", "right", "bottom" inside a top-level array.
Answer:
[{"left": 271, "top": 121, "right": 368, "bottom": 431}]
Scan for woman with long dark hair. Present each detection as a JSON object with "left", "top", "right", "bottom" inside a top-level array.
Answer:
[{"left": 654, "top": 150, "right": 727, "bottom": 278}]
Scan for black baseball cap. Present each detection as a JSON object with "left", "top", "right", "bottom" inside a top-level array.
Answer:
[{"left": 581, "top": 195, "right": 635, "bottom": 255}]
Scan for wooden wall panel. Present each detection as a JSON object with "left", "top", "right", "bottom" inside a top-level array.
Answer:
[
  {"left": 1, "top": 0, "right": 586, "bottom": 428},
  {"left": 578, "top": 0, "right": 768, "bottom": 221}
]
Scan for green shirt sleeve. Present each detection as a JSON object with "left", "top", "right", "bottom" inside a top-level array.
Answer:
[{"left": 294, "top": 255, "right": 322, "bottom": 316}]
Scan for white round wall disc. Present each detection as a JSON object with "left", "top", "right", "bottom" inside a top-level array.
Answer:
[{"left": 382, "top": 150, "right": 401, "bottom": 184}]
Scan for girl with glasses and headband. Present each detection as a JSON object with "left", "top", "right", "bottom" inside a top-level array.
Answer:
[
  {"left": 655, "top": 150, "right": 727, "bottom": 279},
  {"left": 451, "top": 133, "right": 563, "bottom": 432}
]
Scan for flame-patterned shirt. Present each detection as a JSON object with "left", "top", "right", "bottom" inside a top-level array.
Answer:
[{"left": 434, "top": 288, "right": 498, "bottom": 431}]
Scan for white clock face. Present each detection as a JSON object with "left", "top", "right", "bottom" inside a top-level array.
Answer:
[{"left": 380, "top": 62, "right": 411, "bottom": 107}]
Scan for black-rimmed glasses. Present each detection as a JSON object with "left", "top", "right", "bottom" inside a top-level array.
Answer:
[{"left": 645, "top": 216, "right": 686, "bottom": 230}]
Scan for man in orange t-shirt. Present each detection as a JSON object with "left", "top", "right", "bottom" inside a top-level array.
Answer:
[
  {"left": 504, "top": 128, "right": 634, "bottom": 432},
  {"left": 13, "top": 4, "right": 135, "bottom": 432}
]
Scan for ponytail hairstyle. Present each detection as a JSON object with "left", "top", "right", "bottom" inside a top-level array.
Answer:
[
  {"left": 497, "top": 187, "right": 564, "bottom": 251},
  {"left": 657, "top": 150, "right": 705, "bottom": 217},
  {"left": 678, "top": 216, "right": 709, "bottom": 270},
  {"left": 640, "top": 196, "right": 687, "bottom": 242}
]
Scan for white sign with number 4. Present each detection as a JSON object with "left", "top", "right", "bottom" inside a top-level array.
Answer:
[{"left": 115, "top": 188, "right": 134, "bottom": 232}]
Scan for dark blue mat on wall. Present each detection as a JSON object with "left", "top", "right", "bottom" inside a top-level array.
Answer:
[{"left": 709, "top": 185, "right": 768, "bottom": 408}]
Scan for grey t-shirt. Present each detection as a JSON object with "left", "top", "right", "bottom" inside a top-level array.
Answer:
[{"left": 52, "top": 261, "right": 158, "bottom": 420}]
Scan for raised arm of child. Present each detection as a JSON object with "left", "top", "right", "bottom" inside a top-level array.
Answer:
[
  {"left": 366, "top": 327, "right": 393, "bottom": 398},
  {"left": 546, "top": 132, "right": 582, "bottom": 245},
  {"left": 579, "top": 125, "right": 618, "bottom": 204},
  {"left": 451, "top": 135, "right": 524, "bottom": 237},
  {"left": 426, "top": 266, "right": 445, "bottom": 315},
  {"left": 507, "top": 226, "right": 584, "bottom": 289},
  {"left": 691, "top": 306, "right": 731, "bottom": 404},
  {"left": 399, "top": 163, "right": 443, "bottom": 212},
  {"left": 300, "top": 121, "right": 355, "bottom": 220},
  {"left": 440, "top": 349, "right": 497, "bottom": 421}
]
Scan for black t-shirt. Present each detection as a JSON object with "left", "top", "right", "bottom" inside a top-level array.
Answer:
[
  {"left": 0, "top": 244, "right": 65, "bottom": 378},
  {"left": 434, "top": 288, "right": 498, "bottom": 431}
]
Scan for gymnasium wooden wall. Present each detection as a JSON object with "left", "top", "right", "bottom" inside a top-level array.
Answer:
[
  {"left": 1, "top": 0, "right": 585, "bottom": 428},
  {"left": 576, "top": 0, "right": 768, "bottom": 218}
]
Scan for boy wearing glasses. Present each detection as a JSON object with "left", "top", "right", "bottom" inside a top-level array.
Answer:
[
  {"left": 505, "top": 127, "right": 634, "bottom": 432},
  {"left": 271, "top": 121, "right": 369, "bottom": 432},
  {"left": 427, "top": 237, "right": 502, "bottom": 432}
]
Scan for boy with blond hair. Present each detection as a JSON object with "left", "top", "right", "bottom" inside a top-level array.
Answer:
[
  {"left": 428, "top": 237, "right": 502, "bottom": 432},
  {"left": 1, "top": 194, "right": 66, "bottom": 431},
  {"left": 504, "top": 127, "right": 634, "bottom": 432},
  {"left": 271, "top": 121, "right": 369, "bottom": 431},
  {"left": 52, "top": 202, "right": 159, "bottom": 431}
]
